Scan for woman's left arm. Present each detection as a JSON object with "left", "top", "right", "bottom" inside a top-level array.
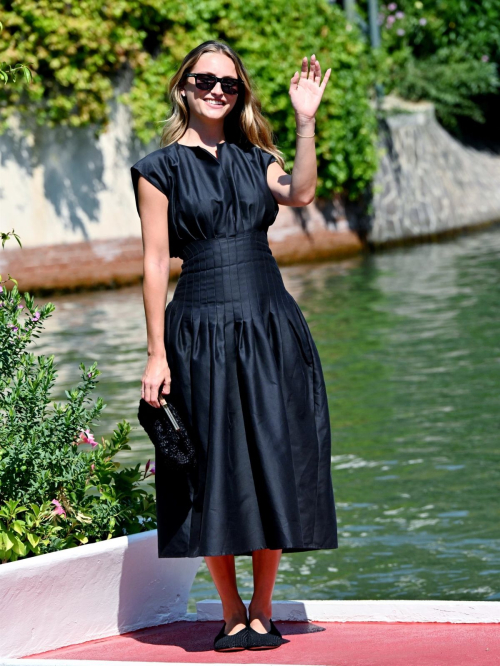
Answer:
[{"left": 267, "top": 54, "right": 331, "bottom": 207}]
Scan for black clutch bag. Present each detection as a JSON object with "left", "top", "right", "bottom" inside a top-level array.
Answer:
[{"left": 137, "top": 391, "right": 197, "bottom": 470}]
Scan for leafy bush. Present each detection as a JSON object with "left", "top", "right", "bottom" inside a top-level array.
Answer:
[
  {"left": 378, "top": 0, "right": 500, "bottom": 129},
  {"left": 0, "top": 0, "right": 378, "bottom": 199},
  {"left": 0, "top": 279, "right": 157, "bottom": 564},
  {"left": 0, "top": 19, "right": 32, "bottom": 85}
]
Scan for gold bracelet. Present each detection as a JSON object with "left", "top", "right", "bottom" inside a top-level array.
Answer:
[{"left": 296, "top": 132, "right": 316, "bottom": 138}]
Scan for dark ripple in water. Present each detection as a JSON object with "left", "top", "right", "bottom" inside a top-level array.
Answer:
[{"left": 33, "top": 227, "right": 500, "bottom": 606}]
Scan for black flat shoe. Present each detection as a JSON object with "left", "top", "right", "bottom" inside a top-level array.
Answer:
[
  {"left": 213, "top": 621, "right": 249, "bottom": 652},
  {"left": 246, "top": 618, "right": 283, "bottom": 650}
]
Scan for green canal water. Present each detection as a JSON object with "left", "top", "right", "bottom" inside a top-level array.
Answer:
[{"left": 33, "top": 227, "right": 500, "bottom": 607}]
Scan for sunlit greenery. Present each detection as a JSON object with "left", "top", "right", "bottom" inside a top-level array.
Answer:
[
  {"left": 378, "top": 0, "right": 500, "bottom": 129},
  {"left": 0, "top": 0, "right": 378, "bottom": 199},
  {"left": 0, "top": 277, "right": 157, "bottom": 563}
]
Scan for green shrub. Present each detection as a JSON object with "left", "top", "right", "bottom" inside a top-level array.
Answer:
[
  {"left": 0, "top": 280, "right": 156, "bottom": 564},
  {"left": 377, "top": 0, "right": 500, "bottom": 129},
  {"left": 0, "top": 19, "right": 32, "bottom": 85},
  {"left": 0, "top": 0, "right": 378, "bottom": 199}
]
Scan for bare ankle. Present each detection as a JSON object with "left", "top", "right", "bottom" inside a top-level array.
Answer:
[
  {"left": 222, "top": 600, "right": 247, "bottom": 624},
  {"left": 249, "top": 600, "right": 272, "bottom": 620}
]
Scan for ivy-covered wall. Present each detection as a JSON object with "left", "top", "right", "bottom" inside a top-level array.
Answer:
[{"left": 0, "top": 0, "right": 378, "bottom": 200}]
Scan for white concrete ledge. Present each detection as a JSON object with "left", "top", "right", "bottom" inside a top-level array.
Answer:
[
  {"left": 197, "top": 599, "right": 500, "bottom": 623},
  {"left": 0, "top": 530, "right": 202, "bottom": 659}
]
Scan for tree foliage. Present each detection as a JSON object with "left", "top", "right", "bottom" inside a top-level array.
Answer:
[
  {"left": 0, "top": 20, "right": 32, "bottom": 84},
  {"left": 0, "top": 0, "right": 378, "bottom": 199},
  {"left": 378, "top": 0, "right": 500, "bottom": 129}
]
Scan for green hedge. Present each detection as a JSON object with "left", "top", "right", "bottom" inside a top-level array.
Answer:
[
  {"left": 378, "top": 0, "right": 500, "bottom": 129},
  {"left": 0, "top": 0, "right": 378, "bottom": 199}
]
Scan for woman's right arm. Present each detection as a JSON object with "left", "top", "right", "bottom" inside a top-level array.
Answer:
[{"left": 137, "top": 175, "right": 171, "bottom": 408}]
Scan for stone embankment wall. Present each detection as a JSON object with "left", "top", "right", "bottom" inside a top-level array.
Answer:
[
  {"left": 0, "top": 98, "right": 499, "bottom": 293},
  {"left": 370, "top": 99, "right": 500, "bottom": 245}
]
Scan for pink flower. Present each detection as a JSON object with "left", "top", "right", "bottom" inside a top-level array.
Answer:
[
  {"left": 482, "top": 55, "right": 489, "bottom": 62},
  {"left": 51, "top": 499, "right": 66, "bottom": 516},
  {"left": 32, "top": 311, "right": 40, "bottom": 322},
  {"left": 419, "top": 17, "right": 427, "bottom": 25},
  {"left": 150, "top": 464, "right": 155, "bottom": 475},
  {"left": 0, "top": 285, "right": 3, "bottom": 292},
  {"left": 18, "top": 304, "right": 24, "bottom": 309},
  {"left": 397, "top": 28, "right": 405, "bottom": 35},
  {"left": 388, "top": 2, "right": 397, "bottom": 10},
  {"left": 145, "top": 459, "right": 151, "bottom": 474},
  {"left": 90, "top": 463, "right": 95, "bottom": 472},
  {"left": 78, "top": 429, "right": 98, "bottom": 447},
  {"left": 395, "top": 11, "right": 404, "bottom": 18},
  {"left": 387, "top": 15, "right": 396, "bottom": 25}
]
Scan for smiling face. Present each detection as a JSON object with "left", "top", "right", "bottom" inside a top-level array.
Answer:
[{"left": 180, "top": 52, "right": 240, "bottom": 124}]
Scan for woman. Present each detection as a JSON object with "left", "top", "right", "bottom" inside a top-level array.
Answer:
[{"left": 131, "top": 40, "right": 338, "bottom": 652}]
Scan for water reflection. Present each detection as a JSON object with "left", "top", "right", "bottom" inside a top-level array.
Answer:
[{"left": 32, "top": 227, "right": 500, "bottom": 605}]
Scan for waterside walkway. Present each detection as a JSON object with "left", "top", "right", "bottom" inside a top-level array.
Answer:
[{"left": 15, "top": 618, "right": 500, "bottom": 666}]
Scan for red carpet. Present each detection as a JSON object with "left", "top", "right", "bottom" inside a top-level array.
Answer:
[{"left": 24, "top": 620, "right": 500, "bottom": 665}]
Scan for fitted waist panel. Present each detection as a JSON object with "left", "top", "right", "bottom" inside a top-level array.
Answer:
[
  {"left": 179, "top": 229, "right": 270, "bottom": 266},
  {"left": 172, "top": 230, "right": 286, "bottom": 309}
]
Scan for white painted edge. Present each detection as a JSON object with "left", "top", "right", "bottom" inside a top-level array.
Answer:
[
  {"left": 0, "top": 530, "right": 202, "bottom": 659},
  {"left": 197, "top": 599, "right": 500, "bottom": 623}
]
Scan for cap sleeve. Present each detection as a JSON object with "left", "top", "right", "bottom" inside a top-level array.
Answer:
[
  {"left": 260, "top": 149, "right": 277, "bottom": 172},
  {"left": 130, "top": 150, "right": 172, "bottom": 216}
]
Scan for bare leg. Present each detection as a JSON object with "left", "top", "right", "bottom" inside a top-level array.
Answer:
[
  {"left": 204, "top": 554, "right": 248, "bottom": 635},
  {"left": 248, "top": 548, "right": 282, "bottom": 633}
]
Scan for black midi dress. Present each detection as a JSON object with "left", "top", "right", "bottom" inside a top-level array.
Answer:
[{"left": 131, "top": 140, "right": 338, "bottom": 558}]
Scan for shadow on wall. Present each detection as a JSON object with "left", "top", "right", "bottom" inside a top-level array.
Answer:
[
  {"left": 1, "top": 121, "right": 105, "bottom": 239},
  {"left": 0, "top": 84, "right": 155, "bottom": 242},
  {"left": 38, "top": 124, "right": 105, "bottom": 239}
]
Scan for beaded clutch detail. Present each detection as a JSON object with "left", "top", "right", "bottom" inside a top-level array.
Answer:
[{"left": 137, "top": 392, "right": 197, "bottom": 470}]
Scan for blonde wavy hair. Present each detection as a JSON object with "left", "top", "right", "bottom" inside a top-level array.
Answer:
[{"left": 160, "top": 40, "right": 285, "bottom": 168}]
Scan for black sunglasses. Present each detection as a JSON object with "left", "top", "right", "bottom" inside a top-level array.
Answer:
[{"left": 184, "top": 73, "right": 242, "bottom": 95}]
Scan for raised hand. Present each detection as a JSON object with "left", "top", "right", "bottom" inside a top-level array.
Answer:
[{"left": 289, "top": 54, "right": 331, "bottom": 121}]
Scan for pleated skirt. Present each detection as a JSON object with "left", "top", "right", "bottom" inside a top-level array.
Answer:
[{"left": 156, "top": 229, "right": 338, "bottom": 557}]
